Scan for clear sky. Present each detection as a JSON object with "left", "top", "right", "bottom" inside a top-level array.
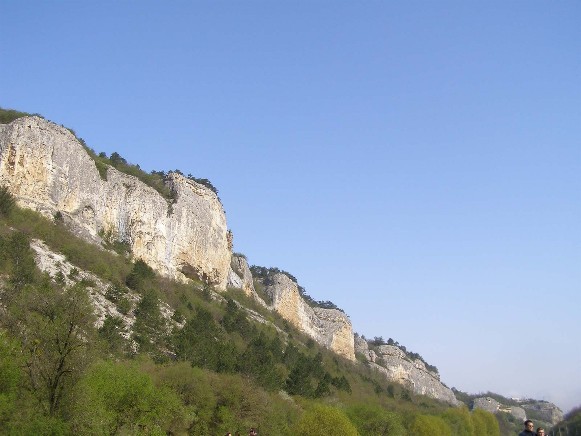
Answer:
[{"left": 2, "top": 1, "right": 580, "bottom": 413}]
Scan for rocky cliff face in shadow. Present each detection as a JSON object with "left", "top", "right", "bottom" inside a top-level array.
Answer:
[{"left": 0, "top": 117, "right": 231, "bottom": 289}]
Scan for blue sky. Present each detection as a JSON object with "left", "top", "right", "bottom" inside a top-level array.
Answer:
[{"left": 2, "top": 1, "right": 580, "bottom": 412}]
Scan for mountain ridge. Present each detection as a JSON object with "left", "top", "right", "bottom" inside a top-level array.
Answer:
[{"left": 0, "top": 109, "right": 565, "bottom": 428}]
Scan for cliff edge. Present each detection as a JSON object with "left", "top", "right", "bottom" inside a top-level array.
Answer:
[{"left": 0, "top": 116, "right": 231, "bottom": 288}]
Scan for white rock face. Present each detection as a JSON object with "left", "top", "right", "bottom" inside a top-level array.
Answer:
[
  {"left": 264, "top": 273, "right": 355, "bottom": 361},
  {"left": 228, "top": 255, "right": 261, "bottom": 299},
  {"left": 0, "top": 117, "right": 231, "bottom": 289},
  {"left": 355, "top": 338, "right": 457, "bottom": 405},
  {"left": 30, "top": 239, "right": 137, "bottom": 333}
]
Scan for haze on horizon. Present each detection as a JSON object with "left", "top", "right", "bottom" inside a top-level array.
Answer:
[{"left": 1, "top": 1, "right": 579, "bottom": 413}]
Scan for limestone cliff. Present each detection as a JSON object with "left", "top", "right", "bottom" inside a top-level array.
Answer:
[
  {"left": 0, "top": 116, "right": 231, "bottom": 288},
  {"left": 1, "top": 114, "right": 464, "bottom": 404},
  {"left": 473, "top": 397, "right": 526, "bottom": 421},
  {"left": 355, "top": 336, "right": 458, "bottom": 405},
  {"left": 472, "top": 397, "right": 563, "bottom": 426},
  {"left": 227, "top": 254, "right": 261, "bottom": 300},
  {"left": 263, "top": 273, "right": 355, "bottom": 361},
  {"left": 518, "top": 400, "right": 564, "bottom": 425}
]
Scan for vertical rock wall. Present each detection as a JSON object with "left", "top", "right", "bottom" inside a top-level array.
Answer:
[
  {"left": 0, "top": 116, "right": 231, "bottom": 288},
  {"left": 264, "top": 273, "right": 355, "bottom": 361}
]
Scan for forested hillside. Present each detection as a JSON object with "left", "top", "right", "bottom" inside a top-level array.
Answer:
[{"left": 0, "top": 107, "right": 521, "bottom": 435}]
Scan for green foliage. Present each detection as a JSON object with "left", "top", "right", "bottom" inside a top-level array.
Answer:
[
  {"left": 221, "top": 298, "right": 251, "bottom": 334},
  {"left": 8, "top": 414, "right": 70, "bottom": 435},
  {"left": 133, "top": 289, "right": 167, "bottom": 355},
  {"left": 173, "top": 305, "right": 237, "bottom": 373},
  {"left": 126, "top": 258, "right": 156, "bottom": 291},
  {"left": 185, "top": 173, "right": 219, "bottom": 196},
  {"left": 84, "top": 150, "right": 219, "bottom": 203},
  {"left": 70, "top": 361, "right": 184, "bottom": 435},
  {"left": 471, "top": 408, "right": 500, "bottom": 436},
  {"left": 0, "top": 107, "right": 41, "bottom": 124},
  {"left": 1, "top": 231, "right": 37, "bottom": 293},
  {"left": 0, "top": 186, "right": 15, "bottom": 217},
  {"left": 1, "top": 280, "right": 96, "bottom": 417},
  {"left": 238, "top": 332, "right": 285, "bottom": 391},
  {"left": 495, "top": 410, "right": 521, "bottom": 435},
  {"left": 552, "top": 406, "right": 581, "bottom": 435},
  {"left": 0, "top": 177, "right": 520, "bottom": 434},
  {"left": 0, "top": 331, "right": 21, "bottom": 426},
  {"left": 116, "top": 295, "right": 132, "bottom": 315},
  {"left": 5, "top": 206, "right": 131, "bottom": 283},
  {"left": 409, "top": 414, "right": 452, "bottom": 436},
  {"left": 285, "top": 354, "right": 317, "bottom": 397},
  {"left": 346, "top": 403, "right": 406, "bottom": 436},
  {"left": 148, "top": 361, "right": 299, "bottom": 435},
  {"left": 98, "top": 315, "right": 129, "bottom": 356},
  {"left": 441, "top": 406, "right": 474, "bottom": 436},
  {"left": 294, "top": 404, "right": 359, "bottom": 436}
]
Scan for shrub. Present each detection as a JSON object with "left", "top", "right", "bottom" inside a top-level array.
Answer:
[
  {"left": 294, "top": 404, "right": 358, "bottom": 436},
  {"left": 0, "top": 186, "right": 15, "bottom": 217},
  {"left": 346, "top": 403, "right": 406, "bottom": 436},
  {"left": 0, "top": 107, "right": 39, "bottom": 124},
  {"left": 441, "top": 406, "right": 474, "bottom": 436},
  {"left": 472, "top": 409, "right": 500, "bottom": 436},
  {"left": 409, "top": 414, "right": 452, "bottom": 436},
  {"left": 70, "top": 361, "right": 185, "bottom": 434}
]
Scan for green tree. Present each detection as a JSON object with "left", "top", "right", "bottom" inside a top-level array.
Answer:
[
  {"left": 5, "top": 231, "right": 37, "bottom": 293},
  {"left": 346, "top": 403, "right": 406, "bottom": 436},
  {"left": 0, "top": 331, "right": 21, "bottom": 426},
  {"left": 133, "top": 289, "right": 167, "bottom": 354},
  {"left": 98, "top": 314, "right": 128, "bottom": 356},
  {"left": 293, "top": 404, "right": 358, "bottom": 436},
  {"left": 409, "top": 414, "right": 452, "bottom": 436},
  {"left": 441, "top": 406, "right": 474, "bottom": 436},
  {"left": 2, "top": 281, "right": 95, "bottom": 416},
  {"left": 221, "top": 298, "right": 250, "bottom": 333},
  {"left": 173, "top": 306, "right": 236, "bottom": 373},
  {"left": 70, "top": 361, "right": 185, "bottom": 435},
  {"left": 149, "top": 362, "right": 216, "bottom": 436},
  {"left": 126, "top": 258, "right": 156, "bottom": 291},
  {"left": 471, "top": 409, "right": 500, "bottom": 436},
  {"left": 285, "top": 354, "right": 316, "bottom": 397},
  {"left": 0, "top": 186, "right": 15, "bottom": 216},
  {"left": 238, "top": 332, "right": 284, "bottom": 391}
]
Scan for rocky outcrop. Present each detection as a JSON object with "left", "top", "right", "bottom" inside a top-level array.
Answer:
[
  {"left": 264, "top": 273, "right": 355, "bottom": 361},
  {"left": 355, "top": 337, "right": 458, "bottom": 405},
  {"left": 0, "top": 116, "right": 231, "bottom": 289},
  {"left": 472, "top": 396, "right": 563, "bottom": 424},
  {"left": 228, "top": 255, "right": 258, "bottom": 296},
  {"left": 519, "top": 401, "right": 563, "bottom": 425},
  {"left": 473, "top": 397, "right": 526, "bottom": 421}
]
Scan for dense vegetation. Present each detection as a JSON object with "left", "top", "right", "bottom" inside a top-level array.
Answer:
[
  {"left": 0, "top": 187, "right": 506, "bottom": 434},
  {"left": 0, "top": 107, "right": 43, "bottom": 124}
]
